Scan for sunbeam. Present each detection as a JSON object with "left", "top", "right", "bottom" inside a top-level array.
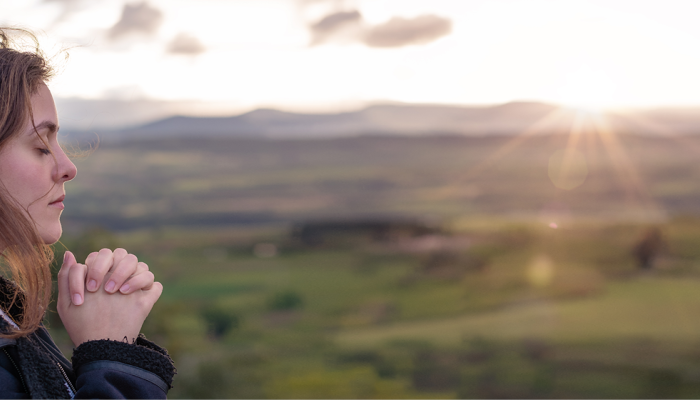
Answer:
[
  {"left": 442, "top": 107, "right": 576, "bottom": 193},
  {"left": 610, "top": 111, "right": 700, "bottom": 156},
  {"left": 590, "top": 112, "right": 663, "bottom": 217},
  {"left": 436, "top": 101, "right": 670, "bottom": 222},
  {"left": 550, "top": 110, "right": 588, "bottom": 190}
]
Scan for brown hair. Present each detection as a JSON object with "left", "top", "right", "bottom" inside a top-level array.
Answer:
[{"left": 0, "top": 28, "right": 57, "bottom": 338}]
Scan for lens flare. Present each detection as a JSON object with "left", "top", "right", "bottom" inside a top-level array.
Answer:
[
  {"left": 527, "top": 255, "right": 554, "bottom": 288},
  {"left": 548, "top": 148, "right": 588, "bottom": 190}
]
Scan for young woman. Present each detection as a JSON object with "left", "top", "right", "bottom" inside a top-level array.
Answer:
[{"left": 0, "top": 29, "right": 175, "bottom": 398}]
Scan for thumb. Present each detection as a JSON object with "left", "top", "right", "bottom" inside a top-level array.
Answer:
[
  {"left": 57, "top": 251, "right": 76, "bottom": 304},
  {"left": 62, "top": 250, "right": 76, "bottom": 268}
]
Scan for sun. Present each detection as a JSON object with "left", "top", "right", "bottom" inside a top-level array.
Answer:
[{"left": 551, "top": 66, "right": 619, "bottom": 112}]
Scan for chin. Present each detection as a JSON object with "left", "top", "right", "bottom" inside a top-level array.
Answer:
[{"left": 39, "top": 225, "right": 62, "bottom": 245}]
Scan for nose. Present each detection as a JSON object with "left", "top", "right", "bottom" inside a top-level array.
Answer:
[{"left": 53, "top": 146, "right": 77, "bottom": 183}]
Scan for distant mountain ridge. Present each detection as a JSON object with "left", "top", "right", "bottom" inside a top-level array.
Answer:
[
  {"left": 100, "top": 101, "right": 569, "bottom": 140},
  {"left": 65, "top": 101, "right": 700, "bottom": 141}
]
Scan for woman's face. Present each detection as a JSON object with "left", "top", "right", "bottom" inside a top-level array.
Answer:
[{"left": 0, "top": 83, "right": 77, "bottom": 244}]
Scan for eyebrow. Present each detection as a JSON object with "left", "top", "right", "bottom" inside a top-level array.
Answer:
[{"left": 25, "top": 121, "right": 59, "bottom": 137}]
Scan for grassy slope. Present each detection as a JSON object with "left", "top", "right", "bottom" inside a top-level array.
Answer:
[{"left": 336, "top": 277, "right": 700, "bottom": 347}]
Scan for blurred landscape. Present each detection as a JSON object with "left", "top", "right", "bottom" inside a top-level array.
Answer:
[{"left": 47, "top": 103, "right": 700, "bottom": 398}]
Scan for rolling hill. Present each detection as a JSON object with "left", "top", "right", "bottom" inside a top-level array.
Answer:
[{"left": 61, "top": 100, "right": 700, "bottom": 142}]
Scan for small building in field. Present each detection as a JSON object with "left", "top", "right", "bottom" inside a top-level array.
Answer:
[{"left": 292, "top": 217, "right": 441, "bottom": 246}]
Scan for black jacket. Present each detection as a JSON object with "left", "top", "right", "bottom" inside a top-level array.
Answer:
[{"left": 0, "top": 278, "right": 175, "bottom": 399}]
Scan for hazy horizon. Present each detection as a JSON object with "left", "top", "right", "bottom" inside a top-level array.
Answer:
[{"left": 54, "top": 96, "right": 700, "bottom": 132}]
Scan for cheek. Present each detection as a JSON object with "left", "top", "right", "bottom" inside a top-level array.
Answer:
[
  {"left": 1, "top": 163, "right": 51, "bottom": 209},
  {"left": 0, "top": 142, "right": 54, "bottom": 207}
]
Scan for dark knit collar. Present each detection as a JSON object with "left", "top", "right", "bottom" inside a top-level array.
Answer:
[
  {"left": 0, "top": 277, "right": 73, "bottom": 398},
  {"left": 16, "top": 333, "right": 75, "bottom": 398}
]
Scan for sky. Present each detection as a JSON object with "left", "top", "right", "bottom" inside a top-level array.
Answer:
[{"left": 4, "top": 0, "right": 700, "bottom": 129}]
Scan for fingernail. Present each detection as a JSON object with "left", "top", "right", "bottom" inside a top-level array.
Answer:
[
  {"left": 73, "top": 293, "right": 82, "bottom": 305},
  {"left": 87, "top": 280, "right": 97, "bottom": 291},
  {"left": 63, "top": 252, "right": 68, "bottom": 263},
  {"left": 119, "top": 283, "right": 130, "bottom": 293},
  {"left": 105, "top": 280, "right": 116, "bottom": 292}
]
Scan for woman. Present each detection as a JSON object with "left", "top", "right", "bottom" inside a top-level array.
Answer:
[{"left": 0, "top": 28, "right": 175, "bottom": 398}]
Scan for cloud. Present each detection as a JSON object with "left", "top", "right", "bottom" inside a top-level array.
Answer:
[
  {"left": 363, "top": 15, "right": 452, "bottom": 48},
  {"left": 108, "top": 1, "right": 163, "bottom": 40},
  {"left": 309, "top": 10, "right": 362, "bottom": 45},
  {"left": 307, "top": 10, "right": 452, "bottom": 48},
  {"left": 167, "top": 33, "right": 206, "bottom": 55}
]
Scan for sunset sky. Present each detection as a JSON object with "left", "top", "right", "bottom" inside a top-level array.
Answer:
[{"left": 3, "top": 0, "right": 700, "bottom": 129}]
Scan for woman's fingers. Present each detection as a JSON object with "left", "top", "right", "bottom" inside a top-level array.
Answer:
[
  {"left": 84, "top": 251, "right": 98, "bottom": 267},
  {"left": 84, "top": 248, "right": 114, "bottom": 292},
  {"left": 59, "top": 251, "right": 89, "bottom": 306},
  {"left": 143, "top": 281, "right": 164, "bottom": 305},
  {"left": 57, "top": 251, "right": 76, "bottom": 306},
  {"left": 104, "top": 254, "right": 138, "bottom": 293},
  {"left": 111, "top": 248, "right": 128, "bottom": 269},
  {"left": 119, "top": 264, "right": 154, "bottom": 294},
  {"left": 82, "top": 248, "right": 156, "bottom": 294},
  {"left": 68, "top": 262, "right": 88, "bottom": 305}
]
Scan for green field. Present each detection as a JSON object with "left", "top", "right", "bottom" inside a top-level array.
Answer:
[{"left": 41, "top": 134, "right": 700, "bottom": 397}]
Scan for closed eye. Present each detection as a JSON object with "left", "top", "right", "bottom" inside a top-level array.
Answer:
[{"left": 38, "top": 148, "right": 51, "bottom": 155}]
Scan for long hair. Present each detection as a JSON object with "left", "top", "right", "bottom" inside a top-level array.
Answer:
[{"left": 0, "top": 28, "right": 57, "bottom": 338}]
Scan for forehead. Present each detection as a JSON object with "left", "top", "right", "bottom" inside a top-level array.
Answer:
[
  {"left": 31, "top": 83, "right": 57, "bottom": 119},
  {"left": 25, "top": 83, "right": 58, "bottom": 135}
]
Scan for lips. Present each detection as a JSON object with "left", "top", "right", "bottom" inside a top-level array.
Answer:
[{"left": 49, "top": 194, "right": 65, "bottom": 209}]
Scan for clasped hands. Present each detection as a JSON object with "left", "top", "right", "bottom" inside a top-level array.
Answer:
[{"left": 57, "top": 248, "right": 162, "bottom": 347}]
